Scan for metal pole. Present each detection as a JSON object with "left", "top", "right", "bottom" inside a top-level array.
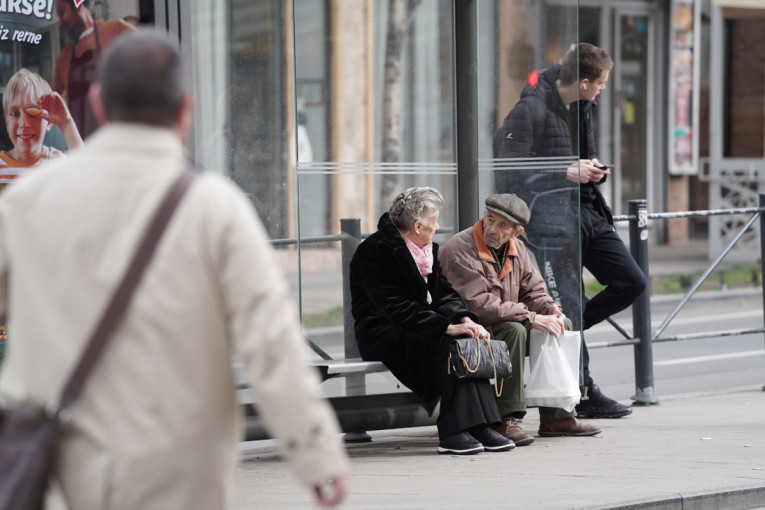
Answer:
[
  {"left": 340, "top": 218, "right": 361, "bottom": 359},
  {"left": 760, "top": 195, "right": 765, "bottom": 392},
  {"left": 339, "top": 218, "right": 372, "bottom": 442},
  {"left": 455, "top": 0, "right": 479, "bottom": 230},
  {"left": 629, "top": 200, "right": 658, "bottom": 404}
]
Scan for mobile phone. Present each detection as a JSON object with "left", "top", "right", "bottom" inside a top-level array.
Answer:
[{"left": 596, "top": 164, "right": 614, "bottom": 170}]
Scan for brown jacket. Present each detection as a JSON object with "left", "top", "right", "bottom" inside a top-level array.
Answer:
[{"left": 440, "top": 220, "right": 559, "bottom": 332}]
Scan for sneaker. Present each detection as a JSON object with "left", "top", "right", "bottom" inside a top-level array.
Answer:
[
  {"left": 576, "top": 387, "right": 633, "bottom": 419},
  {"left": 494, "top": 417, "right": 535, "bottom": 446},
  {"left": 468, "top": 426, "right": 515, "bottom": 452},
  {"left": 437, "top": 431, "right": 484, "bottom": 455},
  {"left": 538, "top": 417, "right": 601, "bottom": 437}
]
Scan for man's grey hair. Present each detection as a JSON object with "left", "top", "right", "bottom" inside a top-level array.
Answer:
[
  {"left": 389, "top": 187, "right": 444, "bottom": 231},
  {"left": 99, "top": 28, "right": 187, "bottom": 127}
]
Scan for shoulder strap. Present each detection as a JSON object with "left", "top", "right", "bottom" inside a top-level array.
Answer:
[{"left": 56, "top": 168, "right": 198, "bottom": 413}]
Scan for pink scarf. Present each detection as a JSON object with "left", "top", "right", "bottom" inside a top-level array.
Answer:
[{"left": 402, "top": 233, "right": 434, "bottom": 303}]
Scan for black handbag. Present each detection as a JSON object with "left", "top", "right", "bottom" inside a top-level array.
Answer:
[
  {"left": 0, "top": 169, "right": 197, "bottom": 510},
  {"left": 448, "top": 337, "right": 512, "bottom": 397}
]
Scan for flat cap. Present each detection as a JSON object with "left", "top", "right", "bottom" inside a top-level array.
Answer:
[{"left": 485, "top": 193, "right": 530, "bottom": 225}]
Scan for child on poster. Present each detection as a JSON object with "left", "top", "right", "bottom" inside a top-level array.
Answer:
[{"left": 1, "top": 68, "right": 84, "bottom": 190}]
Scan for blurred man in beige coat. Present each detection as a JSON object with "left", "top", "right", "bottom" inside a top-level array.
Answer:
[{"left": 0, "top": 29, "right": 348, "bottom": 509}]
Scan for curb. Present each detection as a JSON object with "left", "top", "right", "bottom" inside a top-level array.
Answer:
[
  {"left": 650, "top": 286, "right": 762, "bottom": 305},
  {"left": 582, "top": 482, "right": 765, "bottom": 510}
]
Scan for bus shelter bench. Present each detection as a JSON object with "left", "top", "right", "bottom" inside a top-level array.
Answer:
[
  {"left": 314, "top": 358, "right": 387, "bottom": 382},
  {"left": 240, "top": 358, "right": 440, "bottom": 441}
]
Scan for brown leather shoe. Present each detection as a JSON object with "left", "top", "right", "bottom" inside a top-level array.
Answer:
[
  {"left": 538, "top": 417, "right": 601, "bottom": 437},
  {"left": 495, "top": 417, "right": 535, "bottom": 446}
]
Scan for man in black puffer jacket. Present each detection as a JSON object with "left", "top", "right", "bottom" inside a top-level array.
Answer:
[{"left": 493, "top": 43, "right": 646, "bottom": 420}]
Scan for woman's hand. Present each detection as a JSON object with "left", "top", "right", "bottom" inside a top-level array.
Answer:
[
  {"left": 446, "top": 317, "right": 490, "bottom": 339},
  {"left": 532, "top": 314, "right": 566, "bottom": 337}
]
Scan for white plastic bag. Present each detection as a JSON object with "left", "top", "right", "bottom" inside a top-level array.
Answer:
[{"left": 525, "top": 330, "right": 581, "bottom": 412}]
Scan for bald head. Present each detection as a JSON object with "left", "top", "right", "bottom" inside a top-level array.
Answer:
[{"left": 98, "top": 28, "right": 187, "bottom": 127}]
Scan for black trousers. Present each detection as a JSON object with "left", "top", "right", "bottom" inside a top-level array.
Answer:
[
  {"left": 359, "top": 334, "right": 501, "bottom": 438},
  {"left": 526, "top": 206, "right": 647, "bottom": 388},
  {"left": 432, "top": 337, "right": 501, "bottom": 437},
  {"left": 579, "top": 207, "right": 648, "bottom": 330}
]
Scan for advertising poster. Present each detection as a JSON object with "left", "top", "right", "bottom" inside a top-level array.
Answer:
[
  {"left": 668, "top": 0, "right": 700, "bottom": 175},
  {"left": 0, "top": 0, "right": 138, "bottom": 187}
]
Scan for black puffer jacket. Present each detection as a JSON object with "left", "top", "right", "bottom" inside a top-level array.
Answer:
[
  {"left": 493, "top": 64, "right": 612, "bottom": 225},
  {"left": 494, "top": 64, "right": 597, "bottom": 159}
]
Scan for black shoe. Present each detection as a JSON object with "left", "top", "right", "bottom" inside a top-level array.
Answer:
[
  {"left": 576, "top": 388, "right": 632, "bottom": 419},
  {"left": 468, "top": 426, "right": 515, "bottom": 452},
  {"left": 437, "top": 431, "right": 484, "bottom": 455}
]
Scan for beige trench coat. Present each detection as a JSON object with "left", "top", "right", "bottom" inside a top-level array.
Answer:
[{"left": 0, "top": 124, "right": 349, "bottom": 509}]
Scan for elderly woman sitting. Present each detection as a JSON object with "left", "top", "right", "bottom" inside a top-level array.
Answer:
[{"left": 349, "top": 187, "right": 513, "bottom": 455}]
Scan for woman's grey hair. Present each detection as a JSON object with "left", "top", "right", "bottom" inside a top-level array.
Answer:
[{"left": 389, "top": 187, "right": 444, "bottom": 231}]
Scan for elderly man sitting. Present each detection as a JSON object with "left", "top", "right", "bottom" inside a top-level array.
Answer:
[{"left": 440, "top": 194, "right": 601, "bottom": 444}]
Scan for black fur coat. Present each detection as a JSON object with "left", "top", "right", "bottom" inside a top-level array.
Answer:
[{"left": 349, "top": 213, "right": 476, "bottom": 402}]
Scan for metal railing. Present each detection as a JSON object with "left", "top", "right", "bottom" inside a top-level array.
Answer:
[{"left": 602, "top": 196, "right": 765, "bottom": 404}]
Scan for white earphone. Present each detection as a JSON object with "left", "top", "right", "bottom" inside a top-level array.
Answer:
[{"left": 583, "top": 83, "right": 588, "bottom": 90}]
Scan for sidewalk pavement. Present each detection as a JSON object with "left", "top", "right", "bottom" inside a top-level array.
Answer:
[{"left": 233, "top": 387, "right": 765, "bottom": 509}]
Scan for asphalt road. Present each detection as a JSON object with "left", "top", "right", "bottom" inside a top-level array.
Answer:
[
  {"left": 308, "top": 288, "right": 765, "bottom": 402},
  {"left": 585, "top": 289, "right": 765, "bottom": 403}
]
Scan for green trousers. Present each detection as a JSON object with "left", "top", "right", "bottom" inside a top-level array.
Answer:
[{"left": 492, "top": 320, "right": 575, "bottom": 424}]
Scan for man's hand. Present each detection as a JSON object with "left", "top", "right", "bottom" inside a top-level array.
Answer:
[
  {"left": 446, "top": 316, "right": 490, "bottom": 339},
  {"left": 566, "top": 159, "right": 610, "bottom": 184},
  {"left": 532, "top": 314, "right": 566, "bottom": 336},
  {"left": 314, "top": 477, "right": 347, "bottom": 507}
]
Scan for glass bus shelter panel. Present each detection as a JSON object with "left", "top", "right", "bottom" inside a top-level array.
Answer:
[
  {"left": 477, "top": 2, "right": 584, "bottom": 330},
  {"left": 293, "top": 0, "right": 459, "bottom": 397},
  {"left": 617, "top": 15, "right": 649, "bottom": 210},
  {"left": 293, "top": 0, "right": 458, "bottom": 234},
  {"left": 183, "top": 1, "right": 303, "bottom": 307}
]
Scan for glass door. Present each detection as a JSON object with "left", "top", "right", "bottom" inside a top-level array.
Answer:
[{"left": 613, "top": 10, "right": 655, "bottom": 214}]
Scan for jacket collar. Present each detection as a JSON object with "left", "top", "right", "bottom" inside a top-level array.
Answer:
[
  {"left": 377, "top": 212, "right": 435, "bottom": 299},
  {"left": 377, "top": 212, "right": 403, "bottom": 243},
  {"left": 85, "top": 123, "right": 185, "bottom": 160},
  {"left": 472, "top": 220, "right": 516, "bottom": 280},
  {"left": 530, "top": 64, "right": 593, "bottom": 118}
]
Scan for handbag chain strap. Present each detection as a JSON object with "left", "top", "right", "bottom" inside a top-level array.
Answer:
[
  {"left": 54, "top": 168, "right": 198, "bottom": 418},
  {"left": 485, "top": 339, "right": 505, "bottom": 398},
  {"left": 457, "top": 337, "right": 482, "bottom": 374},
  {"left": 453, "top": 337, "right": 506, "bottom": 398}
]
